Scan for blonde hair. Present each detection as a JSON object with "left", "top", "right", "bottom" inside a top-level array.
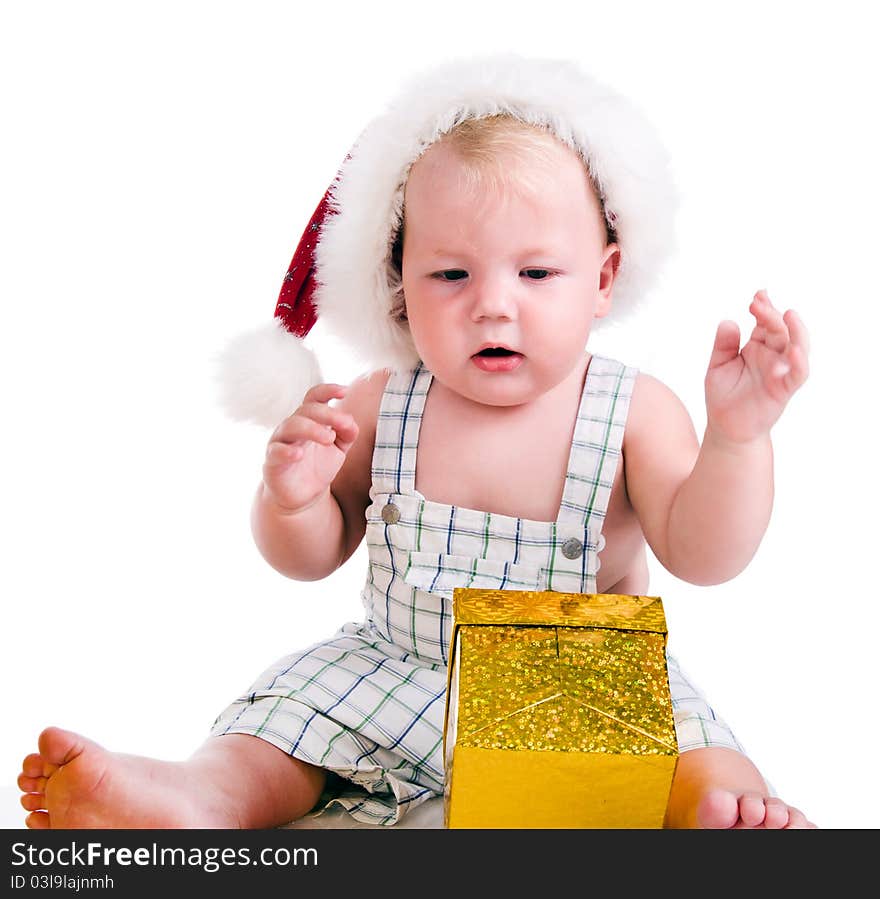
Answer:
[
  {"left": 389, "top": 115, "right": 613, "bottom": 322},
  {"left": 441, "top": 116, "right": 578, "bottom": 194}
]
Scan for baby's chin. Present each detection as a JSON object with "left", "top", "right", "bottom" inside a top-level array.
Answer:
[{"left": 447, "top": 369, "right": 560, "bottom": 409}]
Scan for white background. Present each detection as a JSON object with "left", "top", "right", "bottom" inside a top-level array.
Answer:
[{"left": 2, "top": 1, "right": 878, "bottom": 829}]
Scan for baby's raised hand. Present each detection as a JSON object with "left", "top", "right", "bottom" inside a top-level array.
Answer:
[
  {"left": 704, "top": 290, "right": 809, "bottom": 445},
  {"left": 261, "top": 383, "right": 359, "bottom": 515}
]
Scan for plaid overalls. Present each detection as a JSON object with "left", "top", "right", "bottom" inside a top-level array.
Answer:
[{"left": 211, "top": 355, "right": 742, "bottom": 825}]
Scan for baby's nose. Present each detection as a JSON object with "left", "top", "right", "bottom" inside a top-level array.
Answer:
[{"left": 469, "top": 278, "right": 517, "bottom": 320}]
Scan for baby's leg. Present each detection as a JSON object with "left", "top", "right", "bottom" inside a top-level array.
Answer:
[
  {"left": 664, "top": 747, "right": 816, "bottom": 829},
  {"left": 18, "top": 726, "right": 325, "bottom": 829}
]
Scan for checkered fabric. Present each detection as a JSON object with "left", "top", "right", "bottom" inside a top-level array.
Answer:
[{"left": 211, "top": 355, "right": 742, "bottom": 825}]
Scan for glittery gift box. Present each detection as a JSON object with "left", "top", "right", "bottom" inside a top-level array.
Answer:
[{"left": 443, "top": 588, "right": 679, "bottom": 828}]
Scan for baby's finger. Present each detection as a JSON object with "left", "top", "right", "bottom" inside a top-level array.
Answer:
[
  {"left": 783, "top": 309, "right": 810, "bottom": 356},
  {"left": 329, "top": 411, "right": 359, "bottom": 453},
  {"left": 270, "top": 415, "right": 338, "bottom": 450},
  {"left": 264, "top": 441, "right": 308, "bottom": 469},
  {"left": 781, "top": 343, "right": 809, "bottom": 393},
  {"left": 274, "top": 404, "right": 357, "bottom": 445},
  {"left": 300, "top": 402, "right": 355, "bottom": 432},
  {"left": 298, "top": 403, "right": 359, "bottom": 453},
  {"left": 708, "top": 320, "right": 741, "bottom": 370},
  {"left": 749, "top": 292, "right": 789, "bottom": 353},
  {"left": 302, "top": 382, "right": 348, "bottom": 405},
  {"left": 264, "top": 428, "right": 338, "bottom": 473}
]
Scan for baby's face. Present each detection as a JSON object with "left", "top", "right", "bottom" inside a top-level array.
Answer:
[{"left": 401, "top": 138, "right": 619, "bottom": 408}]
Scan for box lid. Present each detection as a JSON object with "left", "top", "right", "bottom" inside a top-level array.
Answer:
[{"left": 452, "top": 588, "right": 668, "bottom": 634}]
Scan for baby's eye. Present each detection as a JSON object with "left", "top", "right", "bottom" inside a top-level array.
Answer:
[
  {"left": 434, "top": 269, "right": 468, "bottom": 281},
  {"left": 521, "top": 268, "right": 552, "bottom": 280}
]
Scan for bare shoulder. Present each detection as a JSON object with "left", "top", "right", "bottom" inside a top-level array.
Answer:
[
  {"left": 621, "top": 371, "right": 701, "bottom": 566},
  {"left": 625, "top": 371, "right": 697, "bottom": 446},
  {"left": 622, "top": 371, "right": 701, "bottom": 501},
  {"left": 338, "top": 367, "right": 392, "bottom": 433}
]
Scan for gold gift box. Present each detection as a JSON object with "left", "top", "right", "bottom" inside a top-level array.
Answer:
[{"left": 443, "top": 588, "right": 679, "bottom": 828}]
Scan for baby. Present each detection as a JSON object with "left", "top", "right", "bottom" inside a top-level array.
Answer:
[{"left": 18, "top": 56, "right": 813, "bottom": 829}]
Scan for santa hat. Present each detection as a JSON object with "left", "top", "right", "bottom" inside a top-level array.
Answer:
[{"left": 217, "top": 53, "right": 677, "bottom": 427}]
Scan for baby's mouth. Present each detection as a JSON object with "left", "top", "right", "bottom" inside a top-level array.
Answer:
[
  {"left": 471, "top": 346, "right": 524, "bottom": 372},
  {"left": 474, "top": 347, "right": 519, "bottom": 357}
]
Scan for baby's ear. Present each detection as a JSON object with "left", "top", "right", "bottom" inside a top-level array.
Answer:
[{"left": 596, "top": 243, "right": 621, "bottom": 317}]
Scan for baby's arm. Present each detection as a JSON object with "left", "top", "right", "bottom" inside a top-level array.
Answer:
[
  {"left": 624, "top": 377, "right": 773, "bottom": 584},
  {"left": 624, "top": 290, "right": 809, "bottom": 585},
  {"left": 251, "top": 370, "right": 388, "bottom": 581}
]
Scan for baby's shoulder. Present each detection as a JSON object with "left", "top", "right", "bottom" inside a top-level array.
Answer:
[
  {"left": 629, "top": 370, "right": 682, "bottom": 408},
  {"left": 625, "top": 371, "right": 697, "bottom": 444},
  {"left": 339, "top": 368, "right": 394, "bottom": 438},
  {"left": 344, "top": 367, "right": 393, "bottom": 405}
]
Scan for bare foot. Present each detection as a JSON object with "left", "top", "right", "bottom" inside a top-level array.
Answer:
[
  {"left": 17, "top": 726, "right": 239, "bottom": 829},
  {"left": 696, "top": 788, "right": 817, "bottom": 829}
]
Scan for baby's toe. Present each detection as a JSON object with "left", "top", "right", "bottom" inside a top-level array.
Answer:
[
  {"left": 738, "top": 792, "right": 768, "bottom": 827},
  {"left": 20, "top": 752, "right": 46, "bottom": 779},
  {"left": 25, "top": 811, "right": 50, "bottom": 829},
  {"left": 762, "top": 798, "right": 790, "bottom": 829},
  {"left": 17, "top": 771, "right": 46, "bottom": 794},
  {"left": 696, "top": 788, "right": 740, "bottom": 828},
  {"left": 20, "top": 792, "right": 47, "bottom": 812},
  {"left": 784, "top": 806, "right": 815, "bottom": 829}
]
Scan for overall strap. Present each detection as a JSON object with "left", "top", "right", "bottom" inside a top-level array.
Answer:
[
  {"left": 370, "top": 363, "right": 432, "bottom": 496},
  {"left": 557, "top": 355, "right": 638, "bottom": 535}
]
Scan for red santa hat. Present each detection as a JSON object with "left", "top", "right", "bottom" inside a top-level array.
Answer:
[{"left": 217, "top": 53, "right": 677, "bottom": 427}]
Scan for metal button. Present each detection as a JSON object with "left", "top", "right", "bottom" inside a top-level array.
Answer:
[
  {"left": 381, "top": 503, "right": 401, "bottom": 525},
  {"left": 561, "top": 537, "right": 584, "bottom": 560}
]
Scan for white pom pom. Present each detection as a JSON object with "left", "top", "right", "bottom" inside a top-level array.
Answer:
[{"left": 214, "top": 319, "right": 322, "bottom": 428}]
